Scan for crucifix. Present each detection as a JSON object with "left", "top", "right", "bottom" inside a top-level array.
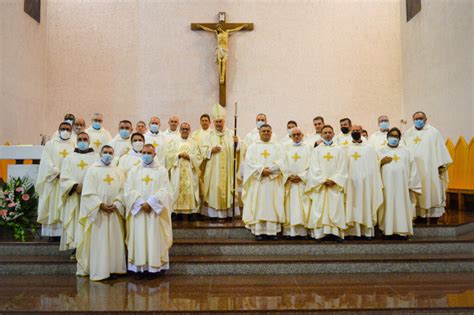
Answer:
[{"left": 191, "top": 12, "right": 253, "bottom": 106}]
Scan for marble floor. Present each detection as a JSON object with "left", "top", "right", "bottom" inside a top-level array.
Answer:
[{"left": 0, "top": 273, "right": 473, "bottom": 312}]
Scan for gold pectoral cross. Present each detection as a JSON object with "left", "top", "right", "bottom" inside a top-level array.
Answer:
[
  {"left": 323, "top": 152, "right": 334, "bottom": 161},
  {"left": 77, "top": 160, "right": 88, "bottom": 170},
  {"left": 142, "top": 175, "right": 153, "bottom": 185},
  {"left": 93, "top": 139, "right": 102, "bottom": 149},
  {"left": 59, "top": 149, "right": 69, "bottom": 158},
  {"left": 414, "top": 136, "right": 421, "bottom": 144},
  {"left": 292, "top": 152, "right": 301, "bottom": 161},
  {"left": 261, "top": 150, "right": 270, "bottom": 159},
  {"left": 392, "top": 154, "right": 400, "bottom": 162},
  {"left": 351, "top": 152, "right": 361, "bottom": 161},
  {"left": 103, "top": 174, "right": 114, "bottom": 185}
]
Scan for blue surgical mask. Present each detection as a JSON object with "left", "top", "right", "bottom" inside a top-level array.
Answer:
[
  {"left": 323, "top": 139, "right": 333, "bottom": 146},
  {"left": 387, "top": 137, "right": 399, "bottom": 147},
  {"left": 379, "top": 121, "right": 389, "bottom": 130},
  {"left": 256, "top": 121, "right": 265, "bottom": 129},
  {"left": 142, "top": 154, "right": 154, "bottom": 165},
  {"left": 92, "top": 121, "right": 102, "bottom": 130},
  {"left": 150, "top": 124, "right": 159, "bottom": 133},
  {"left": 101, "top": 153, "right": 113, "bottom": 165},
  {"left": 287, "top": 128, "right": 293, "bottom": 135},
  {"left": 77, "top": 141, "right": 89, "bottom": 151},
  {"left": 119, "top": 129, "right": 130, "bottom": 139},
  {"left": 414, "top": 119, "right": 425, "bottom": 129}
]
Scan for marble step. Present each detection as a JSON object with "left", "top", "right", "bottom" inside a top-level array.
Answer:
[
  {"left": 171, "top": 221, "right": 474, "bottom": 239},
  {"left": 1, "top": 233, "right": 473, "bottom": 257},
  {"left": 0, "top": 252, "right": 473, "bottom": 275}
]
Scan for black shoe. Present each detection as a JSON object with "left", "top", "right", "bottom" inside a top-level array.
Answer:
[
  {"left": 134, "top": 272, "right": 146, "bottom": 280},
  {"left": 171, "top": 213, "right": 177, "bottom": 220},
  {"left": 268, "top": 235, "right": 279, "bottom": 240},
  {"left": 414, "top": 217, "right": 427, "bottom": 225},
  {"left": 48, "top": 236, "right": 60, "bottom": 242},
  {"left": 428, "top": 217, "right": 439, "bottom": 225},
  {"left": 255, "top": 235, "right": 265, "bottom": 241}
]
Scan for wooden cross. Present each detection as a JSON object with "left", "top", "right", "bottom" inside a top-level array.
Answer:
[{"left": 191, "top": 12, "right": 254, "bottom": 106}]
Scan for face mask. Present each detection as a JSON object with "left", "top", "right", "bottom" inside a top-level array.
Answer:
[
  {"left": 65, "top": 119, "right": 74, "bottom": 126},
  {"left": 287, "top": 129, "right": 293, "bottom": 135},
  {"left": 414, "top": 119, "right": 425, "bottom": 129},
  {"left": 379, "top": 121, "right": 389, "bottom": 130},
  {"left": 142, "top": 154, "right": 154, "bottom": 165},
  {"left": 323, "top": 139, "right": 333, "bottom": 146},
  {"left": 351, "top": 131, "right": 361, "bottom": 141},
  {"left": 387, "top": 137, "right": 399, "bottom": 147},
  {"left": 101, "top": 153, "right": 113, "bottom": 165},
  {"left": 92, "top": 121, "right": 102, "bottom": 130},
  {"left": 59, "top": 130, "right": 71, "bottom": 140},
  {"left": 119, "top": 129, "right": 130, "bottom": 139},
  {"left": 341, "top": 127, "right": 350, "bottom": 134},
  {"left": 294, "top": 140, "right": 303, "bottom": 146},
  {"left": 77, "top": 141, "right": 89, "bottom": 151},
  {"left": 150, "top": 124, "right": 159, "bottom": 133},
  {"left": 256, "top": 121, "right": 265, "bottom": 129},
  {"left": 132, "top": 141, "right": 144, "bottom": 152}
]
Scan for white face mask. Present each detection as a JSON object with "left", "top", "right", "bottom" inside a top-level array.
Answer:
[
  {"left": 60, "top": 130, "right": 71, "bottom": 140},
  {"left": 132, "top": 141, "right": 144, "bottom": 152}
]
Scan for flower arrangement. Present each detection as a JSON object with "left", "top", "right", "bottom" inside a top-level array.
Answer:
[{"left": 0, "top": 177, "right": 38, "bottom": 241}]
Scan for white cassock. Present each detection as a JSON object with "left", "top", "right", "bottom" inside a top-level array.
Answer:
[
  {"left": 167, "top": 137, "right": 202, "bottom": 214},
  {"left": 378, "top": 145, "right": 422, "bottom": 235},
  {"left": 201, "top": 129, "right": 240, "bottom": 218},
  {"left": 334, "top": 133, "right": 352, "bottom": 147},
  {"left": 76, "top": 162, "right": 126, "bottom": 281},
  {"left": 243, "top": 140, "right": 287, "bottom": 235},
  {"left": 59, "top": 149, "right": 99, "bottom": 250},
  {"left": 345, "top": 142, "right": 384, "bottom": 237},
  {"left": 191, "top": 128, "right": 213, "bottom": 203},
  {"left": 36, "top": 136, "right": 76, "bottom": 236},
  {"left": 305, "top": 142, "right": 348, "bottom": 239},
  {"left": 403, "top": 125, "right": 452, "bottom": 218},
  {"left": 283, "top": 141, "right": 312, "bottom": 237},
  {"left": 108, "top": 134, "right": 132, "bottom": 159},
  {"left": 279, "top": 134, "right": 293, "bottom": 147},
  {"left": 117, "top": 149, "right": 142, "bottom": 176},
  {"left": 144, "top": 131, "right": 168, "bottom": 168},
  {"left": 163, "top": 129, "right": 181, "bottom": 143},
  {"left": 85, "top": 127, "right": 112, "bottom": 152},
  {"left": 368, "top": 130, "right": 389, "bottom": 149},
  {"left": 305, "top": 133, "right": 322, "bottom": 148},
  {"left": 124, "top": 162, "right": 173, "bottom": 273}
]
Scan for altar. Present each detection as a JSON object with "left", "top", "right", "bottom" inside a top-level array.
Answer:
[{"left": 0, "top": 146, "right": 43, "bottom": 182}]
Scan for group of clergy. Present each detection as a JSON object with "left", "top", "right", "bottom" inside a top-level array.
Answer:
[{"left": 35, "top": 105, "right": 452, "bottom": 281}]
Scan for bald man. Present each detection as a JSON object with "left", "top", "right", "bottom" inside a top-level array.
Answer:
[{"left": 164, "top": 116, "right": 181, "bottom": 143}]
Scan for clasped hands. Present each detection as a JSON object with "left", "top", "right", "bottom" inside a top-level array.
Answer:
[
  {"left": 287, "top": 175, "right": 302, "bottom": 183},
  {"left": 99, "top": 203, "right": 118, "bottom": 214},
  {"left": 178, "top": 152, "right": 190, "bottom": 161}
]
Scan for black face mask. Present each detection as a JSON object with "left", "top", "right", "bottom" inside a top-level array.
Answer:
[
  {"left": 341, "top": 127, "right": 350, "bottom": 134},
  {"left": 351, "top": 131, "right": 361, "bottom": 141}
]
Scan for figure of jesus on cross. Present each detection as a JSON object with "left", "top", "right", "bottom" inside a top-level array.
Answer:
[{"left": 191, "top": 12, "right": 253, "bottom": 106}]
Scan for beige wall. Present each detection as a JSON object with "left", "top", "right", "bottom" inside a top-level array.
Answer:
[
  {"left": 400, "top": 0, "right": 473, "bottom": 140},
  {"left": 1, "top": 0, "right": 48, "bottom": 144},
  {"left": 3, "top": 0, "right": 403, "bottom": 143}
]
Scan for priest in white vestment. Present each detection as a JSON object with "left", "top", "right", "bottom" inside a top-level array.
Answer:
[
  {"left": 345, "top": 125, "right": 384, "bottom": 238},
  {"left": 85, "top": 113, "right": 112, "bottom": 152},
  {"left": 378, "top": 128, "right": 422, "bottom": 238},
  {"left": 144, "top": 116, "right": 168, "bottom": 167},
  {"left": 163, "top": 116, "right": 181, "bottom": 143},
  {"left": 36, "top": 122, "right": 76, "bottom": 237},
  {"left": 167, "top": 123, "right": 202, "bottom": 217},
  {"left": 243, "top": 124, "right": 287, "bottom": 239},
  {"left": 403, "top": 111, "right": 452, "bottom": 222},
  {"left": 124, "top": 144, "right": 173, "bottom": 277},
  {"left": 283, "top": 128, "right": 311, "bottom": 237},
  {"left": 201, "top": 104, "right": 240, "bottom": 219},
  {"left": 368, "top": 115, "right": 391, "bottom": 149},
  {"left": 334, "top": 118, "right": 353, "bottom": 147},
  {"left": 76, "top": 145, "right": 126, "bottom": 281},
  {"left": 108, "top": 120, "right": 133, "bottom": 159},
  {"left": 118, "top": 133, "right": 145, "bottom": 176},
  {"left": 305, "top": 125, "right": 348, "bottom": 241},
  {"left": 306, "top": 116, "right": 324, "bottom": 148},
  {"left": 191, "top": 114, "right": 213, "bottom": 207},
  {"left": 279, "top": 120, "right": 298, "bottom": 147},
  {"left": 59, "top": 132, "right": 98, "bottom": 252}
]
